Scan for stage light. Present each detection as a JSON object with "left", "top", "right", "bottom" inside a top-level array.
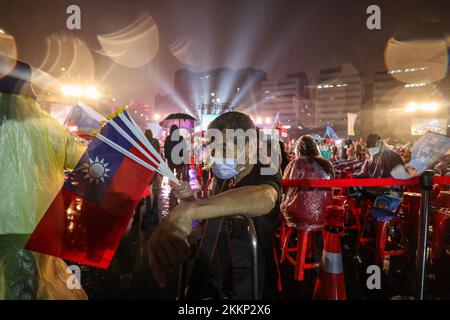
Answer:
[
  {"left": 84, "top": 86, "right": 100, "bottom": 100},
  {"left": 430, "top": 103, "right": 439, "bottom": 111},
  {"left": 62, "top": 85, "right": 83, "bottom": 97},
  {"left": 265, "top": 117, "right": 272, "bottom": 124},
  {"left": 405, "top": 101, "right": 440, "bottom": 113},
  {"left": 153, "top": 113, "right": 161, "bottom": 121},
  {"left": 61, "top": 85, "right": 100, "bottom": 100},
  {"left": 405, "top": 102, "right": 418, "bottom": 113},
  {"left": 256, "top": 117, "right": 263, "bottom": 125}
]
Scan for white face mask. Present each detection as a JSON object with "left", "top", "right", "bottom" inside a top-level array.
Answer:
[
  {"left": 211, "top": 157, "right": 244, "bottom": 180},
  {"left": 369, "top": 147, "right": 380, "bottom": 156}
]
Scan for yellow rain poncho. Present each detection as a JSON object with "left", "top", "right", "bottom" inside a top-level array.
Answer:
[{"left": 0, "top": 93, "right": 87, "bottom": 299}]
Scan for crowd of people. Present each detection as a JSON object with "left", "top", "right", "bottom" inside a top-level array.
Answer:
[{"left": 1, "top": 58, "right": 450, "bottom": 300}]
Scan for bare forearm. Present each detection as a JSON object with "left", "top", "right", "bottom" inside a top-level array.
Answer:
[{"left": 186, "top": 185, "right": 278, "bottom": 221}]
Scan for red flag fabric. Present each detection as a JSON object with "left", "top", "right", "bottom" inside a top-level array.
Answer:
[{"left": 26, "top": 116, "right": 154, "bottom": 269}]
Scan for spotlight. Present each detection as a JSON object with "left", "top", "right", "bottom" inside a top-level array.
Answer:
[
  {"left": 84, "top": 86, "right": 100, "bottom": 100},
  {"left": 61, "top": 85, "right": 100, "bottom": 100},
  {"left": 404, "top": 102, "right": 418, "bottom": 113},
  {"left": 405, "top": 101, "right": 440, "bottom": 113},
  {"left": 427, "top": 102, "right": 439, "bottom": 111},
  {"left": 61, "top": 85, "right": 82, "bottom": 97}
]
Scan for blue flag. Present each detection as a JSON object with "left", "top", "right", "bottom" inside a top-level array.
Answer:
[{"left": 325, "top": 125, "right": 340, "bottom": 140}]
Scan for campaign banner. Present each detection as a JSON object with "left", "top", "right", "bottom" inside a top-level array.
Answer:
[
  {"left": 347, "top": 113, "right": 357, "bottom": 136},
  {"left": 391, "top": 132, "right": 450, "bottom": 179}
]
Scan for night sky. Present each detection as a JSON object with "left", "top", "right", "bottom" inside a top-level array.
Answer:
[{"left": 0, "top": 0, "right": 449, "bottom": 106}]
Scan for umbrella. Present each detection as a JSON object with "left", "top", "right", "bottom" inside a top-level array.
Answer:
[{"left": 159, "top": 113, "right": 197, "bottom": 129}]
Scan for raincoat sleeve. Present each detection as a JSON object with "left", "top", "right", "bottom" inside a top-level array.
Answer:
[
  {"left": 65, "top": 134, "right": 86, "bottom": 170},
  {"left": 0, "top": 93, "right": 86, "bottom": 235}
]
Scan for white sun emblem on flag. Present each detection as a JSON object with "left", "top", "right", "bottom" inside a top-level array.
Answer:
[{"left": 81, "top": 156, "right": 111, "bottom": 183}]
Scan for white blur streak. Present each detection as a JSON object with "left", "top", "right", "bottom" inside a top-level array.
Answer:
[
  {"left": 170, "top": 38, "right": 199, "bottom": 67},
  {"left": 38, "top": 33, "right": 96, "bottom": 85},
  {"left": 97, "top": 12, "right": 159, "bottom": 68},
  {"left": 0, "top": 32, "right": 18, "bottom": 67},
  {"left": 384, "top": 37, "right": 448, "bottom": 84}
]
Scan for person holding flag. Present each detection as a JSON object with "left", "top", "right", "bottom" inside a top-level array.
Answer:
[{"left": 148, "top": 111, "right": 281, "bottom": 299}]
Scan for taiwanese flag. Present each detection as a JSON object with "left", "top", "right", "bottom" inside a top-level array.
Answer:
[
  {"left": 26, "top": 112, "right": 155, "bottom": 269},
  {"left": 64, "top": 104, "right": 104, "bottom": 140}
]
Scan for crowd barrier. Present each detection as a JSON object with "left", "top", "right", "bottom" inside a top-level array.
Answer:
[
  {"left": 281, "top": 176, "right": 450, "bottom": 188},
  {"left": 281, "top": 172, "right": 450, "bottom": 300}
]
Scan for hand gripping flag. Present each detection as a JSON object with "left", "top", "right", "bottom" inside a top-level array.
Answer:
[{"left": 26, "top": 107, "right": 179, "bottom": 268}]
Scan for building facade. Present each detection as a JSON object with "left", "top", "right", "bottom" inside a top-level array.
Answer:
[
  {"left": 259, "top": 72, "right": 314, "bottom": 127},
  {"left": 174, "top": 67, "right": 267, "bottom": 116},
  {"left": 315, "top": 63, "right": 363, "bottom": 137}
]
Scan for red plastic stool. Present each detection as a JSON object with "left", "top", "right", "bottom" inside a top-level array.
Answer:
[
  {"left": 325, "top": 205, "right": 346, "bottom": 231},
  {"left": 401, "top": 192, "right": 421, "bottom": 258},
  {"left": 280, "top": 224, "right": 325, "bottom": 281},
  {"left": 333, "top": 195, "right": 347, "bottom": 206},
  {"left": 435, "top": 191, "right": 450, "bottom": 208},
  {"left": 333, "top": 195, "right": 365, "bottom": 235},
  {"left": 359, "top": 207, "right": 408, "bottom": 266},
  {"left": 343, "top": 198, "right": 361, "bottom": 234},
  {"left": 430, "top": 206, "right": 450, "bottom": 260}
]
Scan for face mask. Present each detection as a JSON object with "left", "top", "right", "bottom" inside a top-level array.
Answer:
[
  {"left": 369, "top": 147, "right": 380, "bottom": 156},
  {"left": 211, "top": 157, "right": 244, "bottom": 180}
]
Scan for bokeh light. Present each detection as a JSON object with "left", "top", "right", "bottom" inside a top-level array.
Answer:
[
  {"left": 0, "top": 29, "right": 18, "bottom": 79},
  {"left": 384, "top": 21, "right": 449, "bottom": 85},
  {"left": 170, "top": 37, "right": 199, "bottom": 67},
  {"left": 97, "top": 12, "right": 159, "bottom": 68}
]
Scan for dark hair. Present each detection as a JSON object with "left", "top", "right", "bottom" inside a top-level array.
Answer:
[
  {"left": 145, "top": 129, "right": 153, "bottom": 140},
  {"left": 0, "top": 58, "right": 33, "bottom": 95},
  {"left": 296, "top": 135, "right": 320, "bottom": 157},
  {"left": 208, "top": 111, "right": 255, "bottom": 131},
  {"left": 366, "top": 133, "right": 381, "bottom": 148},
  {"left": 169, "top": 124, "right": 178, "bottom": 135}
]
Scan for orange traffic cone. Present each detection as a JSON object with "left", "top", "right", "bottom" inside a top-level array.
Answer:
[{"left": 313, "top": 230, "right": 346, "bottom": 300}]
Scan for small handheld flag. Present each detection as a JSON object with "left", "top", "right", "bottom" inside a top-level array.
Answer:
[{"left": 26, "top": 106, "right": 179, "bottom": 268}]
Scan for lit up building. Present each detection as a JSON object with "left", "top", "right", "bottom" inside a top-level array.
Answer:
[
  {"left": 174, "top": 67, "right": 267, "bottom": 115},
  {"left": 315, "top": 63, "right": 363, "bottom": 137},
  {"left": 260, "top": 72, "right": 314, "bottom": 127},
  {"left": 372, "top": 66, "right": 448, "bottom": 140}
]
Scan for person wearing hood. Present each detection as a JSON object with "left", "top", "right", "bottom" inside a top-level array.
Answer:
[
  {"left": 356, "top": 133, "right": 404, "bottom": 179},
  {"left": 355, "top": 133, "right": 404, "bottom": 198},
  {"left": 0, "top": 57, "right": 87, "bottom": 299},
  {"left": 281, "top": 135, "right": 335, "bottom": 230}
]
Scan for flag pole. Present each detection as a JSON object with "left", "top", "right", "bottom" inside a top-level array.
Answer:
[
  {"left": 116, "top": 109, "right": 180, "bottom": 185},
  {"left": 95, "top": 132, "right": 167, "bottom": 177}
]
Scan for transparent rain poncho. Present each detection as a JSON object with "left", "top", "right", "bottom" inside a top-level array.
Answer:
[
  {"left": 0, "top": 93, "right": 85, "bottom": 234},
  {"left": 281, "top": 156, "right": 335, "bottom": 230},
  {"left": 0, "top": 93, "right": 87, "bottom": 299}
]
